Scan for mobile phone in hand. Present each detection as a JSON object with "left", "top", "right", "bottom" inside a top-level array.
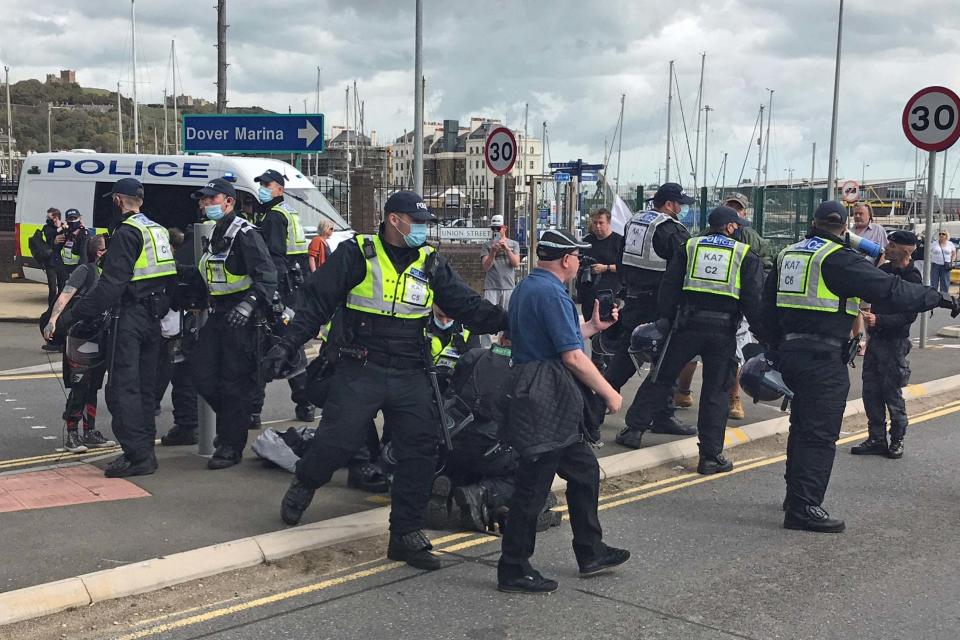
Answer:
[{"left": 596, "top": 289, "right": 615, "bottom": 321}]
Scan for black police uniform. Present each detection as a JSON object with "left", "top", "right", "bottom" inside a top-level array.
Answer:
[
  {"left": 645, "top": 213, "right": 765, "bottom": 471},
  {"left": 69, "top": 180, "right": 175, "bottom": 476},
  {"left": 859, "top": 259, "right": 922, "bottom": 454},
  {"left": 271, "top": 193, "right": 506, "bottom": 569},
  {"left": 606, "top": 206, "right": 690, "bottom": 433},
  {"left": 42, "top": 218, "right": 68, "bottom": 308},
  {"left": 190, "top": 200, "right": 277, "bottom": 467},
  {"left": 761, "top": 210, "right": 956, "bottom": 531}
]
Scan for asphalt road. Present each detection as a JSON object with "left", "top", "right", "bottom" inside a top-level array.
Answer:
[{"left": 103, "top": 400, "right": 960, "bottom": 640}]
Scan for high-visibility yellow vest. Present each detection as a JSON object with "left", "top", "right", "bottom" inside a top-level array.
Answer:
[
  {"left": 430, "top": 327, "right": 471, "bottom": 369},
  {"left": 121, "top": 214, "right": 177, "bottom": 282},
  {"left": 198, "top": 217, "right": 254, "bottom": 296},
  {"left": 272, "top": 203, "right": 308, "bottom": 256},
  {"left": 61, "top": 236, "right": 80, "bottom": 266},
  {"left": 345, "top": 234, "right": 435, "bottom": 319},
  {"left": 622, "top": 211, "right": 686, "bottom": 272},
  {"left": 775, "top": 236, "right": 859, "bottom": 315},
  {"left": 681, "top": 234, "right": 750, "bottom": 300}
]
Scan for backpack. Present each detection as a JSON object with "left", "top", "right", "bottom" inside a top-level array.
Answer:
[
  {"left": 446, "top": 345, "right": 513, "bottom": 423},
  {"left": 29, "top": 229, "right": 52, "bottom": 264}
]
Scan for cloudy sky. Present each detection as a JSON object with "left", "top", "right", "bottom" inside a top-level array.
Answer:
[{"left": 2, "top": 0, "right": 959, "bottom": 191}]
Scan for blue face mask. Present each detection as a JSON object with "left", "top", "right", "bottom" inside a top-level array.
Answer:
[
  {"left": 258, "top": 186, "right": 274, "bottom": 204},
  {"left": 205, "top": 204, "right": 225, "bottom": 221},
  {"left": 433, "top": 316, "right": 454, "bottom": 331},
  {"left": 679, "top": 204, "right": 690, "bottom": 216},
  {"left": 399, "top": 222, "right": 428, "bottom": 247}
]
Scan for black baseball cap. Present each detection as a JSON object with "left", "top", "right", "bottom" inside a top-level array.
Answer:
[
  {"left": 103, "top": 177, "right": 144, "bottom": 199},
  {"left": 888, "top": 230, "right": 918, "bottom": 246},
  {"left": 536, "top": 229, "right": 591, "bottom": 260},
  {"left": 191, "top": 177, "right": 237, "bottom": 200},
  {"left": 64, "top": 208, "right": 81, "bottom": 220},
  {"left": 814, "top": 200, "right": 847, "bottom": 223},
  {"left": 708, "top": 206, "right": 748, "bottom": 228},
  {"left": 653, "top": 182, "right": 695, "bottom": 205},
  {"left": 384, "top": 190, "right": 437, "bottom": 222},
  {"left": 254, "top": 169, "right": 286, "bottom": 186}
]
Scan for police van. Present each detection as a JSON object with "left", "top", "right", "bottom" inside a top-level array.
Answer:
[{"left": 15, "top": 151, "right": 352, "bottom": 283}]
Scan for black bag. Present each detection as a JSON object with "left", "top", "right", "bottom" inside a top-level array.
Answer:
[
  {"left": 446, "top": 345, "right": 513, "bottom": 423},
  {"left": 29, "top": 229, "right": 52, "bottom": 264}
]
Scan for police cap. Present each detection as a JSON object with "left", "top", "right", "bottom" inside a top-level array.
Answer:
[
  {"left": 708, "top": 206, "right": 748, "bottom": 228},
  {"left": 887, "top": 230, "right": 918, "bottom": 246},
  {"left": 64, "top": 208, "right": 81, "bottom": 220},
  {"left": 653, "top": 182, "right": 695, "bottom": 206},
  {"left": 103, "top": 177, "right": 144, "bottom": 199},
  {"left": 192, "top": 177, "right": 237, "bottom": 200},
  {"left": 254, "top": 169, "right": 286, "bottom": 186},
  {"left": 384, "top": 190, "right": 437, "bottom": 222},
  {"left": 814, "top": 200, "right": 847, "bottom": 224}
]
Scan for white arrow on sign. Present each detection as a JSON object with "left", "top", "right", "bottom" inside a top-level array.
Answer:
[{"left": 298, "top": 120, "right": 319, "bottom": 147}]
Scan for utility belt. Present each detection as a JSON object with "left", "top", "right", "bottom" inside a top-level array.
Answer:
[
  {"left": 678, "top": 308, "right": 739, "bottom": 331},
  {"left": 782, "top": 332, "right": 858, "bottom": 364},
  {"left": 625, "top": 288, "right": 657, "bottom": 300},
  {"left": 119, "top": 291, "right": 167, "bottom": 320},
  {"left": 783, "top": 333, "right": 846, "bottom": 348},
  {"left": 338, "top": 345, "right": 425, "bottom": 370}
]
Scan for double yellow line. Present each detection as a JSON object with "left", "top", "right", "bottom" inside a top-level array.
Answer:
[{"left": 0, "top": 446, "right": 121, "bottom": 471}]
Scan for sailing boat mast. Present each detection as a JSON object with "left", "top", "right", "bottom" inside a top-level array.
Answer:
[
  {"left": 172, "top": 41, "right": 179, "bottom": 154},
  {"left": 615, "top": 93, "right": 625, "bottom": 199},
  {"left": 665, "top": 61, "right": 673, "bottom": 183},
  {"left": 693, "top": 52, "right": 705, "bottom": 192},
  {"left": 763, "top": 89, "right": 774, "bottom": 187},
  {"left": 116, "top": 82, "right": 124, "bottom": 154},
  {"left": 755, "top": 105, "right": 765, "bottom": 188},
  {"left": 130, "top": 0, "right": 140, "bottom": 153}
]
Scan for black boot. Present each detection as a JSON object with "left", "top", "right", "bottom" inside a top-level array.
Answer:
[
  {"left": 887, "top": 438, "right": 904, "bottom": 459},
  {"left": 697, "top": 453, "right": 733, "bottom": 475},
  {"left": 577, "top": 544, "right": 631, "bottom": 577},
  {"left": 851, "top": 436, "right": 888, "bottom": 456},
  {"left": 161, "top": 424, "right": 198, "bottom": 446},
  {"left": 649, "top": 415, "right": 697, "bottom": 436},
  {"left": 387, "top": 530, "right": 441, "bottom": 571},
  {"left": 248, "top": 413, "right": 262, "bottom": 430},
  {"left": 207, "top": 444, "right": 243, "bottom": 470},
  {"left": 454, "top": 483, "right": 490, "bottom": 532},
  {"left": 281, "top": 477, "right": 316, "bottom": 525},
  {"left": 295, "top": 403, "right": 316, "bottom": 422},
  {"left": 497, "top": 560, "right": 558, "bottom": 594},
  {"left": 783, "top": 504, "right": 845, "bottom": 533},
  {"left": 104, "top": 452, "right": 157, "bottom": 478},
  {"left": 615, "top": 427, "right": 645, "bottom": 449},
  {"left": 347, "top": 462, "right": 389, "bottom": 493}
]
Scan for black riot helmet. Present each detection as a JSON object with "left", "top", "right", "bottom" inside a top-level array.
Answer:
[
  {"left": 740, "top": 353, "right": 794, "bottom": 406},
  {"left": 627, "top": 322, "right": 669, "bottom": 370}
]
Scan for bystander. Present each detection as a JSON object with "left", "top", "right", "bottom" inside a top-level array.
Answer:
[
  {"left": 930, "top": 230, "right": 956, "bottom": 294},
  {"left": 481, "top": 214, "right": 520, "bottom": 310}
]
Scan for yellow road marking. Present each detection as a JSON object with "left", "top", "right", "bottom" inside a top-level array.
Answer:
[
  {"left": 0, "top": 373, "right": 61, "bottom": 381},
  {"left": 116, "top": 400, "right": 960, "bottom": 638},
  {"left": 725, "top": 427, "right": 749, "bottom": 445},
  {"left": 0, "top": 447, "right": 121, "bottom": 470}
]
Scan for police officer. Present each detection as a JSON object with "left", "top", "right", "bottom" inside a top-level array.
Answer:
[
  {"left": 60, "top": 209, "right": 91, "bottom": 275},
  {"left": 761, "top": 201, "right": 959, "bottom": 532},
  {"left": 608, "top": 182, "right": 696, "bottom": 448},
  {"left": 190, "top": 178, "right": 278, "bottom": 469},
  {"left": 854, "top": 230, "right": 922, "bottom": 459},
  {"left": 253, "top": 169, "right": 315, "bottom": 423},
  {"left": 66, "top": 178, "right": 176, "bottom": 477},
  {"left": 649, "top": 206, "right": 765, "bottom": 473},
  {"left": 428, "top": 304, "right": 479, "bottom": 389},
  {"left": 263, "top": 191, "right": 506, "bottom": 571}
]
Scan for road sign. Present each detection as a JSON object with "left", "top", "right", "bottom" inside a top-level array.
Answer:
[
  {"left": 437, "top": 228, "right": 490, "bottom": 242},
  {"left": 484, "top": 126, "right": 518, "bottom": 176},
  {"left": 840, "top": 179, "right": 860, "bottom": 203},
  {"left": 181, "top": 113, "right": 325, "bottom": 154},
  {"left": 553, "top": 172, "right": 571, "bottom": 183},
  {"left": 580, "top": 171, "right": 598, "bottom": 182},
  {"left": 902, "top": 86, "right": 960, "bottom": 152}
]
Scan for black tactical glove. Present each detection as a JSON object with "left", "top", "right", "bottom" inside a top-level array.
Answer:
[
  {"left": 937, "top": 294, "right": 960, "bottom": 318},
  {"left": 226, "top": 296, "right": 256, "bottom": 328},
  {"left": 262, "top": 342, "right": 293, "bottom": 382}
]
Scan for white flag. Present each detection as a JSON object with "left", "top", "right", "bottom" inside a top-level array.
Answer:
[{"left": 611, "top": 194, "right": 633, "bottom": 235}]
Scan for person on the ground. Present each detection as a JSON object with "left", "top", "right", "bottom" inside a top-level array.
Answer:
[
  {"left": 496, "top": 228, "right": 629, "bottom": 594},
  {"left": 264, "top": 190, "right": 507, "bottom": 572},
  {"left": 308, "top": 219, "right": 335, "bottom": 272},
  {"left": 42, "top": 207, "right": 67, "bottom": 312},
  {"left": 43, "top": 235, "right": 117, "bottom": 453},
  {"left": 929, "top": 230, "right": 956, "bottom": 295},
  {"left": 851, "top": 202, "right": 889, "bottom": 251},
  {"left": 761, "top": 201, "right": 959, "bottom": 533},
  {"left": 641, "top": 207, "right": 765, "bottom": 474},
  {"left": 608, "top": 182, "right": 696, "bottom": 450},
  {"left": 62, "top": 178, "right": 177, "bottom": 478},
  {"left": 854, "top": 231, "right": 923, "bottom": 460},
  {"left": 481, "top": 214, "right": 520, "bottom": 310},
  {"left": 59, "top": 209, "right": 91, "bottom": 276},
  {"left": 155, "top": 227, "right": 201, "bottom": 447},
  {"left": 428, "top": 304, "right": 480, "bottom": 389},
  {"left": 191, "top": 178, "right": 278, "bottom": 469},
  {"left": 579, "top": 208, "right": 624, "bottom": 320},
  {"left": 252, "top": 169, "right": 315, "bottom": 425}
]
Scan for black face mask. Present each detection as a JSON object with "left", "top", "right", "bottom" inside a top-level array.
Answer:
[
  {"left": 732, "top": 227, "right": 743, "bottom": 242},
  {"left": 68, "top": 221, "right": 81, "bottom": 230}
]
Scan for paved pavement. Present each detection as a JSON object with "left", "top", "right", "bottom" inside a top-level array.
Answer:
[
  {"left": 0, "top": 281, "right": 47, "bottom": 322},
  {"left": 54, "top": 398, "right": 960, "bottom": 640}
]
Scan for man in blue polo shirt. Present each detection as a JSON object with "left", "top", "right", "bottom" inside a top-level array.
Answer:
[{"left": 496, "top": 229, "right": 631, "bottom": 594}]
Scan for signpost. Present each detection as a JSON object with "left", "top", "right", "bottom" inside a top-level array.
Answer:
[
  {"left": 485, "top": 126, "right": 518, "bottom": 224},
  {"left": 553, "top": 172, "right": 571, "bottom": 183},
  {"left": 840, "top": 179, "right": 860, "bottom": 203},
  {"left": 902, "top": 85, "right": 960, "bottom": 348},
  {"left": 181, "top": 113, "right": 325, "bottom": 154}
]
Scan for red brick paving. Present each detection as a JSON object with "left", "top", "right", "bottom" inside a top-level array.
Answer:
[{"left": 0, "top": 465, "right": 150, "bottom": 513}]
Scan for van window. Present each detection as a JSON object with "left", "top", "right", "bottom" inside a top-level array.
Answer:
[{"left": 94, "top": 182, "right": 201, "bottom": 232}]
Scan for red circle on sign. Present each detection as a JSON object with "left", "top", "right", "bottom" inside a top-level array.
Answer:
[
  {"left": 484, "top": 126, "right": 518, "bottom": 177},
  {"left": 902, "top": 85, "right": 960, "bottom": 152}
]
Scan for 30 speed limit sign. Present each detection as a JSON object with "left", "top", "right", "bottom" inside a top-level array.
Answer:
[
  {"left": 902, "top": 86, "right": 960, "bottom": 152},
  {"left": 484, "top": 126, "right": 518, "bottom": 176}
]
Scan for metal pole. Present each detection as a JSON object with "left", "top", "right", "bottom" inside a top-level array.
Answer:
[
  {"left": 117, "top": 83, "right": 124, "bottom": 154},
  {"left": 722, "top": 152, "right": 727, "bottom": 194},
  {"left": 755, "top": 105, "right": 764, "bottom": 188},
  {"left": 940, "top": 149, "right": 948, "bottom": 218},
  {"left": 665, "top": 61, "right": 673, "bottom": 183},
  {"left": 920, "top": 150, "right": 937, "bottom": 349},
  {"left": 162, "top": 90, "right": 168, "bottom": 154},
  {"left": 498, "top": 175, "right": 506, "bottom": 221},
  {"left": 810, "top": 141, "right": 816, "bottom": 185},
  {"left": 413, "top": 0, "right": 424, "bottom": 194},
  {"left": 693, "top": 52, "right": 705, "bottom": 191},
  {"left": 826, "top": 0, "right": 844, "bottom": 201},
  {"left": 763, "top": 89, "right": 774, "bottom": 188},
  {"left": 4, "top": 66, "right": 12, "bottom": 174},
  {"left": 47, "top": 102, "right": 52, "bottom": 152},
  {"left": 703, "top": 105, "right": 712, "bottom": 201},
  {"left": 216, "top": 0, "right": 228, "bottom": 113},
  {"left": 172, "top": 41, "right": 179, "bottom": 153},
  {"left": 131, "top": 0, "right": 140, "bottom": 153},
  {"left": 615, "top": 93, "right": 624, "bottom": 198},
  {"left": 345, "top": 86, "right": 351, "bottom": 223},
  {"left": 193, "top": 221, "right": 217, "bottom": 455}
]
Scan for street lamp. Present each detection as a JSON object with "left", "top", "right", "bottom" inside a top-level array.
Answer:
[{"left": 861, "top": 162, "right": 869, "bottom": 186}]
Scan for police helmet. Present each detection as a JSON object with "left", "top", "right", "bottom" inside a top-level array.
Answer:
[
  {"left": 740, "top": 353, "right": 794, "bottom": 403},
  {"left": 628, "top": 322, "right": 669, "bottom": 370},
  {"left": 275, "top": 347, "right": 308, "bottom": 380},
  {"left": 66, "top": 320, "right": 107, "bottom": 373}
]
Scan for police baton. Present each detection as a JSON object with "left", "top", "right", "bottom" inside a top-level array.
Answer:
[{"left": 427, "top": 368, "right": 455, "bottom": 452}]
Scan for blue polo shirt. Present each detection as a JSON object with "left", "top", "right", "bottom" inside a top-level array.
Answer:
[{"left": 509, "top": 268, "right": 584, "bottom": 364}]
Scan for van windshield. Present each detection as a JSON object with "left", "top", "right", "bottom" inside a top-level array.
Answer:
[{"left": 284, "top": 188, "right": 349, "bottom": 231}]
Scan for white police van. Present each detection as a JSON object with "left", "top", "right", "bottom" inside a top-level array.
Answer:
[{"left": 15, "top": 151, "right": 351, "bottom": 282}]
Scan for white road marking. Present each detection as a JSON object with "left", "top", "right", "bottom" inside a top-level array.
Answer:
[
  {"left": 41, "top": 435, "right": 57, "bottom": 440},
  {"left": 21, "top": 416, "right": 34, "bottom": 419},
  {"left": 12, "top": 407, "right": 25, "bottom": 410},
  {"left": 30, "top": 425, "right": 47, "bottom": 429}
]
